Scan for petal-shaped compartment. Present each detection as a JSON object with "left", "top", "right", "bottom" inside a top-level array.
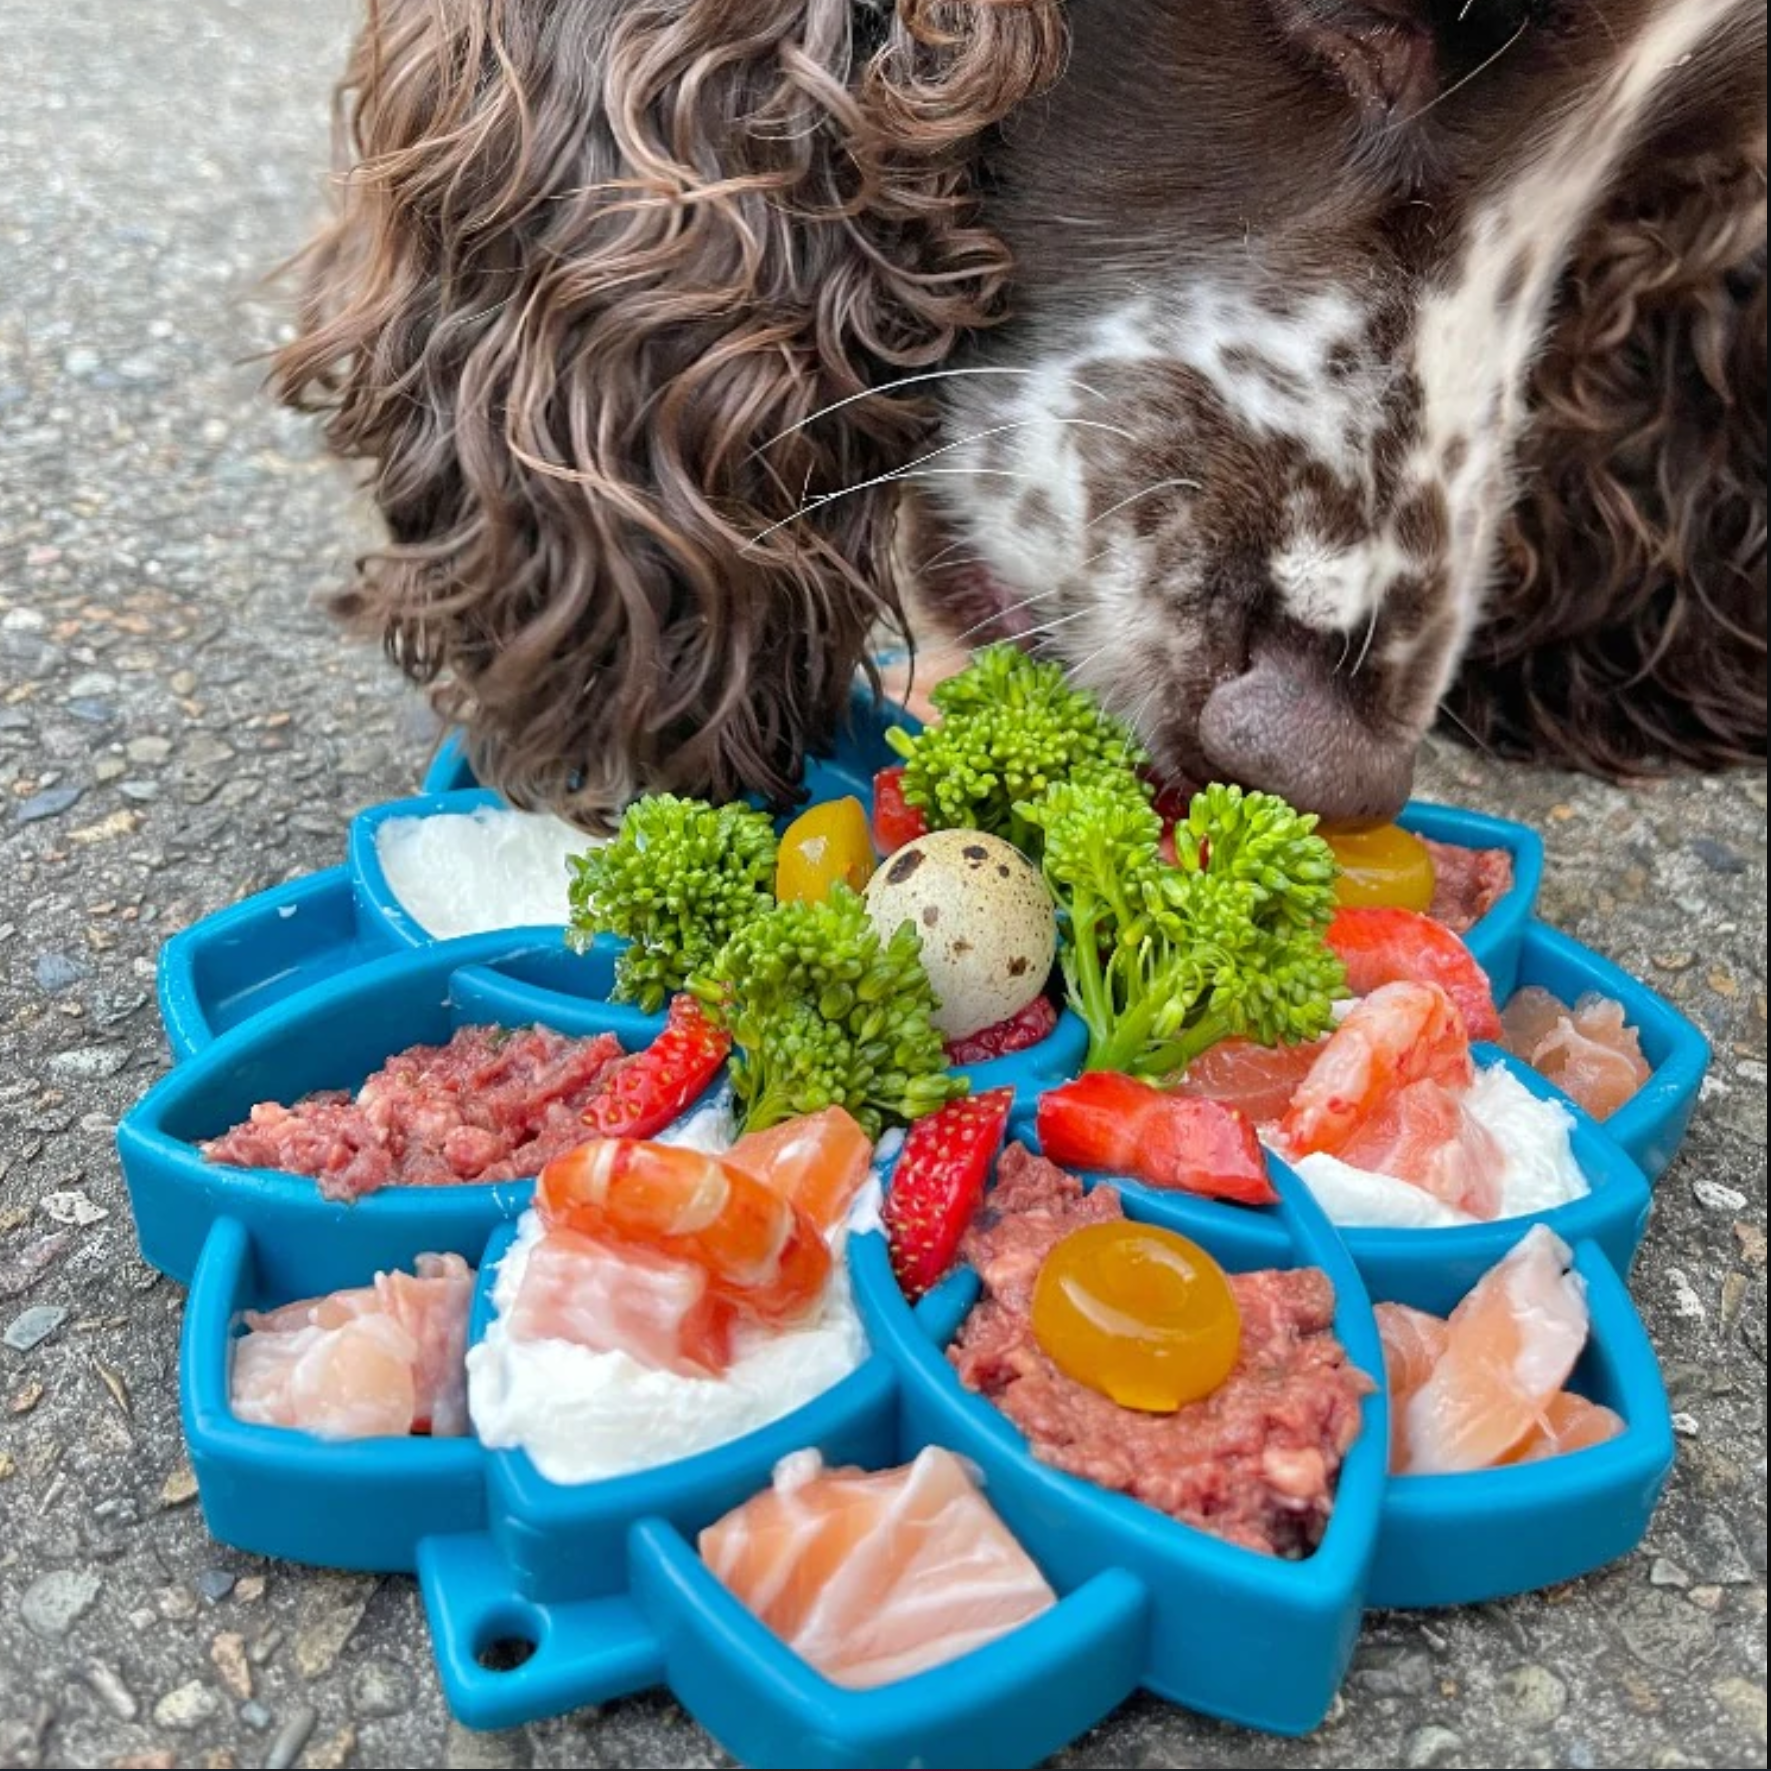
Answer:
[
  {"left": 157, "top": 867, "right": 403, "bottom": 1061},
  {"left": 180, "top": 1217, "right": 488, "bottom": 1573},
  {"left": 466, "top": 1220, "right": 900, "bottom": 1608},
  {"left": 351, "top": 787, "right": 586, "bottom": 949},
  {"left": 1205, "top": 1051, "right": 1656, "bottom": 1316},
  {"left": 628, "top": 1520, "right": 1147, "bottom": 1771},
  {"left": 1395, "top": 802, "right": 1545, "bottom": 998},
  {"left": 1367, "top": 1240, "right": 1675, "bottom": 1608},
  {"left": 852, "top": 1128, "right": 1388, "bottom": 1739},
  {"left": 1499, "top": 920, "right": 1710, "bottom": 1182},
  {"left": 120, "top": 932, "right": 669, "bottom": 1292}
]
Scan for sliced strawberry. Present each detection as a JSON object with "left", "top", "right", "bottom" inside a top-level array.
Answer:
[
  {"left": 1036, "top": 1072, "right": 1277, "bottom": 1207},
  {"left": 871, "top": 766, "right": 930, "bottom": 854},
  {"left": 1327, "top": 906, "right": 1503, "bottom": 1044},
  {"left": 883, "top": 1089, "right": 1014, "bottom": 1300},
  {"left": 945, "top": 995, "right": 1061, "bottom": 1066},
  {"left": 579, "top": 996, "right": 732, "bottom": 1140}
]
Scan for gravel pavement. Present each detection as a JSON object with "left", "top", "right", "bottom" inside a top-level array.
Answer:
[{"left": 1, "top": 2, "right": 1765, "bottom": 1767}]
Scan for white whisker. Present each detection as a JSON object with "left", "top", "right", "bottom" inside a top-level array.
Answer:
[
  {"left": 1083, "top": 478, "right": 1201, "bottom": 532},
  {"left": 752, "top": 367, "right": 1115, "bottom": 457},
  {"left": 1351, "top": 606, "right": 1382, "bottom": 680},
  {"left": 744, "top": 416, "right": 1128, "bottom": 553}
]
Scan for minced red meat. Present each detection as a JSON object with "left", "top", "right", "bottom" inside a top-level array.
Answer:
[
  {"left": 951, "top": 1145, "right": 1373, "bottom": 1559},
  {"left": 202, "top": 1025, "right": 625, "bottom": 1201},
  {"left": 1424, "top": 841, "right": 1513, "bottom": 933}
]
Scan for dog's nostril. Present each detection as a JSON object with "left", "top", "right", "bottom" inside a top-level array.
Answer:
[{"left": 1196, "top": 649, "right": 1417, "bottom": 826}]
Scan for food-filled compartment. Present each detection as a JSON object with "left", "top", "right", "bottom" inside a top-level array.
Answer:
[
  {"left": 119, "top": 932, "right": 688, "bottom": 1293},
  {"left": 1391, "top": 802, "right": 1545, "bottom": 996},
  {"left": 420, "top": 1204, "right": 1132, "bottom": 1765},
  {"left": 350, "top": 788, "right": 589, "bottom": 949},
  {"left": 1366, "top": 1234, "right": 1676, "bottom": 1609},
  {"left": 1319, "top": 1047, "right": 1655, "bottom": 1313},
  {"left": 1495, "top": 921, "right": 1711, "bottom": 1181},
  {"left": 850, "top": 1130, "right": 1389, "bottom": 1740},
  {"left": 179, "top": 1216, "right": 489, "bottom": 1574},
  {"left": 157, "top": 866, "right": 405, "bottom": 1061}
]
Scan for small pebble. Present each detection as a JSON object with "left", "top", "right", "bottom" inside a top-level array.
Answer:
[
  {"left": 1495, "top": 1663, "right": 1568, "bottom": 1730},
  {"left": 1690, "top": 838, "right": 1748, "bottom": 874},
  {"left": 196, "top": 1568, "right": 237, "bottom": 1603},
  {"left": 46, "top": 1046, "right": 127, "bottom": 1080},
  {"left": 264, "top": 1703, "right": 318, "bottom": 1771},
  {"left": 350, "top": 1658, "right": 414, "bottom": 1718},
  {"left": 240, "top": 1700, "right": 273, "bottom": 1731},
  {"left": 210, "top": 1631, "right": 252, "bottom": 1701},
  {"left": 39, "top": 1190, "right": 106, "bottom": 1228},
  {"left": 20, "top": 1567, "right": 103, "bottom": 1637},
  {"left": 234, "top": 1574, "right": 266, "bottom": 1603},
  {"left": 1652, "top": 952, "right": 1697, "bottom": 973},
  {"left": 1693, "top": 1179, "right": 1749, "bottom": 1213},
  {"left": 126, "top": 736, "right": 173, "bottom": 767},
  {"left": 119, "top": 779, "right": 161, "bottom": 803},
  {"left": 153, "top": 1680, "right": 220, "bottom": 1731},
  {"left": 84, "top": 1661, "right": 138, "bottom": 1721},
  {"left": 159, "top": 1465, "right": 199, "bottom": 1508},
  {"left": 15, "top": 787, "right": 83, "bottom": 825},
  {"left": 1406, "top": 1725, "right": 1465, "bottom": 1769},
  {"left": 5, "top": 1304, "right": 70, "bottom": 1353},
  {"left": 34, "top": 952, "right": 86, "bottom": 993},
  {"left": 1651, "top": 1558, "right": 1692, "bottom": 1588}
]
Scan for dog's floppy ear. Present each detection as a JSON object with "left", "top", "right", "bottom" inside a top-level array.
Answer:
[
  {"left": 1447, "top": 129, "right": 1768, "bottom": 774},
  {"left": 275, "top": 0, "right": 1065, "bottom": 825}
]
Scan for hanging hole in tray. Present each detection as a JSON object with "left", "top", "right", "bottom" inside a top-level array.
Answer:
[{"left": 474, "top": 1607, "right": 546, "bottom": 1675}]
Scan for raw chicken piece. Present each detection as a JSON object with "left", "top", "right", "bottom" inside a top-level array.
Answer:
[
  {"left": 727, "top": 1108, "right": 876, "bottom": 1236},
  {"left": 1374, "top": 1302, "right": 1452, "bottom": 1471},
  {"left": 233, "top": 1315, "right": 419, "bottom": 1440},
  {"left": 1171, "top": 1037, "right": 1328, "bottom": 1129},
  {"left": 1403, "top": 1227, "right": 1589, "bottom": 1475},
  {"left": 1502, "top": 988, "right": 1652, "bottom": 1122},
  {"left": 700, "top": 1447, "right": 1057, "bottom": 1689},
  {"left": 503, "top": 1227, "right": 736, "bottom": 1378},
  {"left": 1338, "top": 1080, "right": 1506, "bottom": 1220},
  {"left": 231, "top": 1253, "right": 476, "bottom": 1440},
  {"left": 1280, "top": 983, "right": 1473, "bottom": 1160},
  {"left": 1505, "top": 1391, "right": 1626, "bottom": 1463}
]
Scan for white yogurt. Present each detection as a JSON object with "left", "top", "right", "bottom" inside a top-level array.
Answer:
[
  {"left": 375, "top": 808, "right": 599, "bottom": 940},
  {"left": 1287, "top": 1064, "right": 1588, "bottom": 1231},
  {"left": 465, "top": 1097, "right": 871, "bottom": 1485}
]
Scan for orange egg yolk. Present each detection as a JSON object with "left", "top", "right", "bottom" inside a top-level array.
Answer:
[
  {"left": 776, "top": 798, "right": 877, "bottom": 905},
  {"left": 1324, "top": 822, "right": 1438, "bottom": 914},
  {"left": 1031, "top": 1222, "right": 1242, "bottom": 1414}
]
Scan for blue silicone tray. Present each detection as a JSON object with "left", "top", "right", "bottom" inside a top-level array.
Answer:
[{"left": 119, "top": 684, "right": 1708, "bottom": 1764}]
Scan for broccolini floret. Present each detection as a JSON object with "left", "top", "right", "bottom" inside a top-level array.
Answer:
[
  {"left": 567, "top": 795, "right": 779, "bottom": 1013},
  {"left": 885, "top": 644, "right": 1150, "bottom": 851},
  {"left": 1019, "top": 780, "right": 1346, "bottom": 1080},
  {"left": 692, "top": 887, "right": 966, "bottom": 1138}
]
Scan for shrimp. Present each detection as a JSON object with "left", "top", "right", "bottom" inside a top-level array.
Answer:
[
  {"left": 538, "top": 1139, "right": 831, "bottom": 1326},
  {"left": 1280, "top": 982, "right": 1473, "bottom": 1160}
]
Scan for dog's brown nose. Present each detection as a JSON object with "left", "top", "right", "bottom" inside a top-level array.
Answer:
[{"left": 1197, "top": 644, "right": 1417, "bottom": 826}]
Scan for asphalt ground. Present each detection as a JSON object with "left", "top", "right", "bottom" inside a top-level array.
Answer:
[{"left": 0, "top": 2, "right": 1765, "bottom": 1766}]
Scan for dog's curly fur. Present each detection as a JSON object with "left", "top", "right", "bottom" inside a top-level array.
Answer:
[
  {"left": 276, "top": 0, "right": 1065, "bottom": 824},
  {"left": 1448, "top": 138, "right": 1768, "bottom": 773},
  {"left": 277, "top": 0, "right": 1767, "bottom": 821}
]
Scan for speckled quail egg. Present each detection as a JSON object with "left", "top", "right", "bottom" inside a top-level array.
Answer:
[{"left": 863, "top": 830, "right": 1058, "bottom": 1041}]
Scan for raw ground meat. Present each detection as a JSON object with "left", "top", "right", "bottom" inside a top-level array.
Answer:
[
  {"left": 1424, "top": 841, "right": 1514, "bottom": 933},
  {"left": 951, "top": 1145, "right": 1374, "bottom": 1559},
  {"left": 202, "top": 1025, "right": 625, "bottom": 1201}
]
